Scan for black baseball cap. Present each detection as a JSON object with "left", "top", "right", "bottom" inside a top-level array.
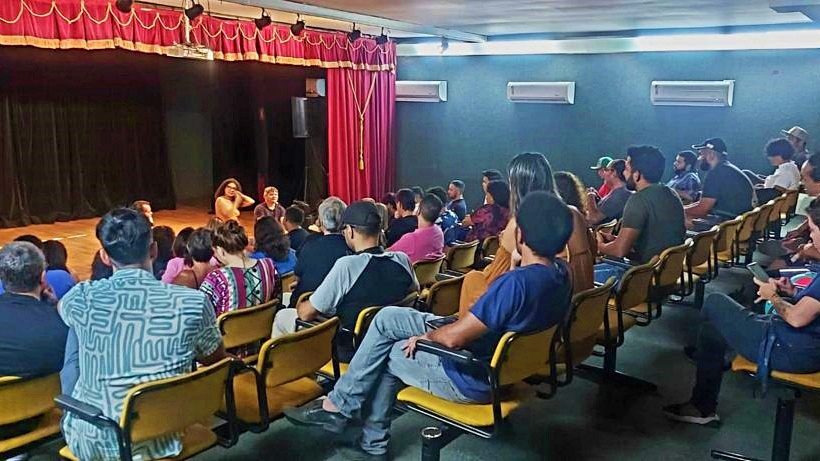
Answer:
[
  {"left": 691, "top": 137, "right": 727, "bottom": 154},
  {"left": 341, "top": 201, "right": 382, "bottom": 229}
]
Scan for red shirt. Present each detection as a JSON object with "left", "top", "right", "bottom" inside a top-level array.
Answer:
[{"left": 597, "top": 182, "right": 612, "bottom": 199}]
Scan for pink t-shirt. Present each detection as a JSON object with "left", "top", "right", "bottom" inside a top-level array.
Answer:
[{"left": 389, "top": 225, "right": 445, "bottom": 264}]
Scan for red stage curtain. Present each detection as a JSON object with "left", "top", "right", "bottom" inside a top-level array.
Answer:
[{"left": 327, "top": 68, "right": 395, "bottom": 204}]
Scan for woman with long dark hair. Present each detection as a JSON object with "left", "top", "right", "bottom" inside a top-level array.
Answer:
[
  {"left": 250, "top": 217, "right": 297, "bottom": 275},
  {"left": 160, "top": 227, "right": 194, "bottom": 284},
  {"left": 172, "top": 228, "right": 216, "bottom": 289},
  {"left": 554, "top": 171, "right": 596, "bottom": 294},
  {"left": 458, "top": 152, "right": 556, "bottom": 315},
  {"left": 42, "top": 240, "right": 77, "bottom": 299},
  {"left": 462, "top": 180, "right": 510, "bottom": 242},
  {"left": 214, "top": 178, "right": 255, "bottom": 224}
]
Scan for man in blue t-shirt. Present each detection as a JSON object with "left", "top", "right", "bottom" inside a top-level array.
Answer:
[{"left": 285, "top": 191, "right": 574, "bottom": 459}]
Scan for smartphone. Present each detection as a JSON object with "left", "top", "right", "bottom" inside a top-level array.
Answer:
[
  {"left": 747, "top": 262, "right": 770, "bottom": 282},
  {"left": 425, "top": 316, "right": 458, "bottom": 330}
]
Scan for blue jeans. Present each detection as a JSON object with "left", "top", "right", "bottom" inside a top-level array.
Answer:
[
  {"left": 60, "top": 328, "right": 79, "bottom": 395},
  {"left": 328, "top": 307, "right": 474, "bottom": 455},
  {"left": 691, "top": 293, "right": 820, "bottom": 414},
  {"left": 594, "top": 261, "right": 629, "bottom": 285}
]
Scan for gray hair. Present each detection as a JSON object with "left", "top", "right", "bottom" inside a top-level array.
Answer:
[
  {"left": 318, "top": 197, "right": 347, "bottom": 233},
  {"left": 0, "top": 241, "right": 46, "bottom": 293}
]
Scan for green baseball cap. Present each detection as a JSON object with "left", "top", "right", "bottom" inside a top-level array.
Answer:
[{"left": 590, "top": 155, "right": 614, "bottom": 170}]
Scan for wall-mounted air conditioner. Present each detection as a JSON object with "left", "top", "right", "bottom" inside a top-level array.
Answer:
[
  {"left": 507, "top": 82, "right": 575, "bottom": 104},
  {"left": 650, "top": 80, "right": 735, "bottom": 107},
  {"left": 396, "top": 81, "right": 447, "bottom": 102}
]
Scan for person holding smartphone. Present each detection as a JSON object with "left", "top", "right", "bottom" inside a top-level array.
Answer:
[{"left": 664, "top": 198, "right": 820, "bottom": 426}]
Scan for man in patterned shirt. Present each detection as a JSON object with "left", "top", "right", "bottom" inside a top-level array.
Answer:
[{"left": 59, "top": 208, "right": 227, "bottom": 460}]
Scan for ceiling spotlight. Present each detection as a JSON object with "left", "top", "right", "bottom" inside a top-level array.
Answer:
[
  {"left": 255, "top": 10, "right": 272, "bottom": 30},
  {"left": 348, "top": 24, "right": 361, "bottom": 42},
  {"left": 439, "top": 37, "right": 449, "bottom": 53},
  {"left": 375, "top": 28, "right": 389, "bottom": 45},
  {"left": 290, "top": 15, "right": 305, "bottom": 35},
  {"left": 115, "top": 0, "right": 133, "bottom": 13},
  {"left": 184, "top": 1, "right": 204, "bottom": 21}
]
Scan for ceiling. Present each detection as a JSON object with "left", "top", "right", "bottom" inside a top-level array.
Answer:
[{"left": 293, "top": 0, "right": 810, "bottom": 36}]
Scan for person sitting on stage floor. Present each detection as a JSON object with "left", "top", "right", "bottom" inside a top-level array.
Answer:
[
  {"left": 283, "top": 191, "right": 574, "bottom": 460},
  {"left": 385, "top": 188, "right": 418, "bottom": 247},
  {"left": 214, "top": 178, "right": 255, "bottom": 224},
  {"left": 200, "top": 221, "right": 278, "bottom": 317},
  {"left": 59, "top": 208, "right": 227, "bottom": 460},
  {"left": 151, "top": 225, "right": 175, "bottom": 280},
  {"left": 42, "top": 240, "right": 77, "bottom": 300},
  {"left": 160, "top": 227, "right": 194, "bottom": 284},
  {"left": 172, "top": 228, "right": 216, "bottom": 290},
  {"left": 251, "top": 217, "right": 297, "bottom": 276},
  {"left": 596, "top": 145, "right": 685, "bottom": 283},
  {"left": 271, "top": 201, "right": 418, "bottom": 348},
  {"left": 283, "top": 205, "right": 310, "bottom": 254},
  {"left": 254, "top": 186, "right": 286, "bottom": 222},
  {"left": 586, "top": 159, "right": 632, "bottom": 226},
  {"left": 288, "top": 197, "right": 352, "bottom": 309},
  {"left": 130, "top": 200, "right": 154, "bottom": 226},
  {"left": 664, "top": 198, "right": 820, "bottom": 426},
  {"left": 389, "top": 194, "right": 445, "bottom": 264}
]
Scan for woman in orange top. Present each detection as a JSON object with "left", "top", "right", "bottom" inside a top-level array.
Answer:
[
  {"left": 458, "top": 152, "right": 558, "bottom": 316},
  {"left": 214, "top": 178, "right": 255, "bottom": 224}
]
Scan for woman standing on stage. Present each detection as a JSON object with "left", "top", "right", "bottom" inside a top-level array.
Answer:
[{"left": 214, "top": 178, "right": 255, "bottom": 224}]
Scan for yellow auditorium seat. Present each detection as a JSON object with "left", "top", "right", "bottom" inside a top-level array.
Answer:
[
  {"left": 681, "top": 226, "right": 719, "bottom": 309},
  {"left": 481, "top": 235, "right": 500, "bottom": 259},
  {"left": 57, "top": 358, "right": 235, "bottom": 461},
  {"left": 424, "top": 275, "right": 464, "bottom": 317},
  {"left": 217, "top": 300, "right": 277, "bottom": 363},
  {"left": 0, "top": 374, "right": 63, "bottom": 457},
  {"left": 279, "top": 272, "right": 297, "bottom": 294},
  {"left": 714, "top": 216, "right": 743, "bottom": 266},
  {"left": 444, "top": 240, "right": 479, "bottom": 274},
  {"left": 413, "top": 256, "right": 446, "bottom": 295},
  {"left": 727, "top": 208, "right": 759, "bottom": 266}
]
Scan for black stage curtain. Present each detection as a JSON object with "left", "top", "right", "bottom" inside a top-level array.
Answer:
[{"left": 0, "top": 91, "right": 175, "bottom": 228}]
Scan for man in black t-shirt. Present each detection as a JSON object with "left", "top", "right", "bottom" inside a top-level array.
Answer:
[
  {"left": 385, "top": 188, "right": 418, "bottom": 246},
  {"left": 445, "top": 179, "right": 468, "bottom": 221},
  {"left": 685, "top": 137, "right": 755, "bottom": 228},
  {"left": 283, "top": 205, "right": 310, "bottom": 253}
]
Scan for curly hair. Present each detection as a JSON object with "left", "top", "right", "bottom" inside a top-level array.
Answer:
[
  {"left": 214, "top": 178, "right": 242, "bottom": 200},
  {"left": 554, "top": 171, "right": 587, "bottom": 214}
]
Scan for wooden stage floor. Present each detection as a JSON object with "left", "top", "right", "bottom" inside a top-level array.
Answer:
[{"left": 0, "top": 206, "right": 213, "bottom": 281}]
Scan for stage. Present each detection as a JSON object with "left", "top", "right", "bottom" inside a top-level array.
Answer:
[{"left": 0, "top": 207, "right": 213, "bottom": 281}]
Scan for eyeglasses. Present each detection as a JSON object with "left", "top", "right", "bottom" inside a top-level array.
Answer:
[{"left": 225, "top": 185, "right": 238, "bottom": 190}]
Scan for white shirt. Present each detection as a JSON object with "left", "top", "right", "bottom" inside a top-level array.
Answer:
[{"left": 764, "top": 161, "right": 801, "bottom": 190}]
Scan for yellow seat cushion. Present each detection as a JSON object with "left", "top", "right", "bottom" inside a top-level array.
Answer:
[
  {"left": 596, "top": 309, "right": 638, "bottom": 343},
  {"left": 0, "top": 408, "right": 61, "bottom": 454},
  {"left": 397, "top": 383, "right": 533, "bottom": 427},
  {"left": 318, "top": 361, "right": 349, "bottom": 378},
  {"left": 732, "top": 356, "right": 820, "bottom": 389},
  {"left": 59, "top": 423, "right": 216, "bottom": 461},
  {"left": 232, "top": 373, "right": 323, "bottom": 424},
  {"left": 607, "top": 299, "right": 650, "bottom": 316},
  {"left": 691, "top": 262, "right": 710, "bottom": 276},
  {"left": 716, "top": 250, "right": 733, "bottom": 263}
]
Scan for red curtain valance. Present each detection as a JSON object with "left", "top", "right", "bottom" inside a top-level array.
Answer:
[{"left": 0, "top": 0, "right": 396, "bottom": 71}]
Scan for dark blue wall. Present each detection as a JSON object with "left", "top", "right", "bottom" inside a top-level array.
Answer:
[{"left": 396, "top": 50, "right": 820, "bottom": 207}]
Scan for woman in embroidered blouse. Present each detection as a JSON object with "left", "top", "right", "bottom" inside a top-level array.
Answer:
[
  {"left": 214, "top": 178, "right": 255, "bottom": 225},
  {"left": 462, "top": 180, "right": 510, "bottom": 243},
  {"left": 200, "top": 220, "right": 277, "bottom": 317}
]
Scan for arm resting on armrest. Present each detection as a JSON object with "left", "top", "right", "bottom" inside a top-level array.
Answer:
[{"left": 415, "top": 339, "right": 475, "bottom": 364}]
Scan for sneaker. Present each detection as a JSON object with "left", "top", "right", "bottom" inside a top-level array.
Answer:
[
  {"left": 663, "top": 402, "right": 720, "bottom": 426},
  {"left": 283, "top": 399, "right": 349, "bottom": 434},
  {"left": 331, "top": 445, "right": 388, "bottom": 461}
]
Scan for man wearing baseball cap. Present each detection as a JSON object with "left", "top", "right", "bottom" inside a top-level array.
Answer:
[
  {"left": 782, "top": 125, "right": 811, "bottom": 167},
  {"left": 271, "top": 200, "right": 418, "bottom": 343},
  {"left": 589, "top": 155, "right": 614, "bottom": 199},
  {"left": 684, "top": 137, "right": 755, "bottom": 227}
]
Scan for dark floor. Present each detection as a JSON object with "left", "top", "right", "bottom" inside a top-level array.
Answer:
[{"left": 23, "top": 252, "right": 820, "bottom": 461}]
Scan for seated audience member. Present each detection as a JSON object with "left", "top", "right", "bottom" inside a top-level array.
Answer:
[
  {"left": 783, "top": 125, "right": 811, "bottom": 167},
  {"left": 481, "top": 169, "right": 504, "bottom": 201},
  {"left": 685, "top": 138, "right": 755, "bottom": 227},
  {"left": 271, "top": 201, "right": 418, "bottom": 340},
  {"left": 42, "top": 240, "right": 77, "bottom": 300},
  {"left": 59, "top": 208, "right": 226, "bottom": 460},
  {"left": 390, "top": 194, "right": 446, "bottom": 264},
  {"left": 289, "top": 197, "right": 352, "bottom": 309},
  {"left": 151, "top": 225, "right": 175, "bottom": 280},
  {"left": 130, "top": 200, "right": 154, "bottom": 226},
  {"left": 381, "top": 192, "right": 397, "bottom": 226},
  {"left": 284, "top": 191, "right": 574, "bottom": 459},
  {"left": 459, "top": 152, "right": 556, "bottom": 313},
  {"left": 445, "top": 180, "right": 468, "bottom": 221},
  {"left": 173, "top": 228, "right": 216, "bottom": 289},
  {"left": 754, "top": 138, "right": 801, "bottom": 204},
  {"left": 385, "top": 188, "right": 419, "bottom": 247},
  {"left": 411, "top": 187, "right": 425, "bottom": 215},
  {"left": 463, "top": 180, "right": 510, "bottom": 242},
  {"left": 160, "top": 227, "right": 194, "bottom": 284},
  {"left": 90, "top": 250, "right": 113, "bottom": 281},
  {"left": 200, "top": 221, "right": 277, "bottom": 317},
  {"left": 283, "top": 205, "right": 310, "bottom": 253},
  {"left": 586, "top": 159, "right": 632, "bottom": 226},
  {"left": 588, "top": 155, "right": 614, "bottom": 199},
  {"left": 664, "top": 197, "right": 820, "bottom": 425},
  {"left": 596, "top": 146, "right": 685, "bottom": 282},
  {"left": 251, "top": 217, "right": 297, "bottom": 275},
  {"left": 666, "top": 150, "right": 702, "bottom": 204},
  {"left": 0, "top": 235, "right": 44, "bottom": 295},
  {"left": 0, "top": 241, "right": 68, "bottom": 377},
  {"left": 253, "top": 186, "right": 286, "bottom": 222},
  {"left": 428, "top": 186, "right": 460, "bottom": 246},
  {"left": 554, "top": 171, "right": 596, "bottom": 294}
]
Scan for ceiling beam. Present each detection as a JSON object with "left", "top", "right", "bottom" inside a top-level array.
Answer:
[
  {"left": 770, "top": 0, "right": 820, "bottom": 21},
  {"left": 230, "top": 0, "right": 488, "bottom": 42}
]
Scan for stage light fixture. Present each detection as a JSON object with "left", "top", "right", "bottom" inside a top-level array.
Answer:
[
  {"left": 255, "top": 10, "right": 272, "bottom": 30},
  {"left": 290, "top": 15, "right": 306, "bottom": 35},
  {"left": 348, "top": 24, "right": 361, "bottom": 42},
  {"left": 375, "top": 28, "right": 389, "bottom": 45},
  {"left": 115, "top": 0, "right": 133, "bottom": 13},
  {"left": 184, "top": 1, "right": 204, "bottom": 21}
]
